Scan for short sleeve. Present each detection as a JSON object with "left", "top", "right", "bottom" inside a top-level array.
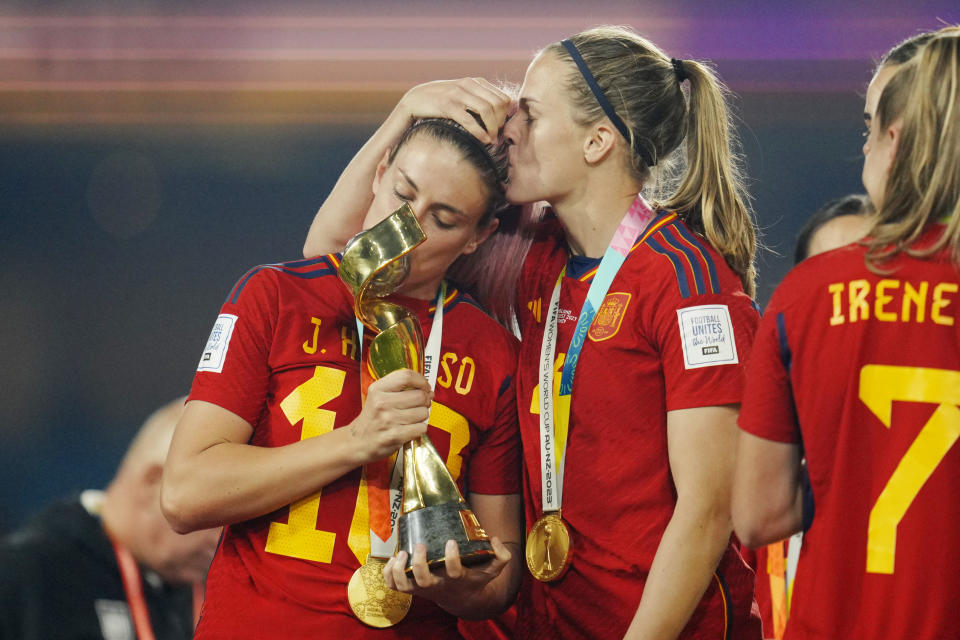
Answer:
[
  {"left": 466, "top": 371, "right": 522, "bottom": 496},
  {"left": 737, "top": 295, "right": 801, "bottom": 444},
  {"left": 188, "top": 267, "right": 279, "bottom": 426},
  {"left": 654, "top": 287, "right": 760, "bottom": 412}
]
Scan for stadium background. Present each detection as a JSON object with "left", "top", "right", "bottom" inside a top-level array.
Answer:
[{"left": 2, "top": 0, "right": 957, "bottom": 531}]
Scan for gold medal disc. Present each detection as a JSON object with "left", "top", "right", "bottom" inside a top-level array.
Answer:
[
  {"left": 347, "top": 558, "right": 412, "bottom": 628},
  {"left": 525, "top": 512, "right": 572, "bottom": 582}
]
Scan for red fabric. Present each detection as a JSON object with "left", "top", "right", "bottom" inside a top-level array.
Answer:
[
  {"left": 738, "top": 225, "right": 960, "bottom": 639},
  {"left": 514, "top": 215, "right": 761, "bottom": 639},
  {"left": 189, "top": 255, "right": 521, "bottom": 639}
]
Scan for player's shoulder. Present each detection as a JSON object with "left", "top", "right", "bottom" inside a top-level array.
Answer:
[
  {"left": 631, "top": 211, "right": 747, "bottom": 302},
  {"left": 524, "top": 214, "right": 566, "bottom": 271},
  {"left": 224, "top": 254, "right": 342, "bottom": 305},
  {"left": 445, "top": 287, "right": 519, "bottom": 351},
  {"left": 770, "top": 244, "right": 868, "bottom": 313}
]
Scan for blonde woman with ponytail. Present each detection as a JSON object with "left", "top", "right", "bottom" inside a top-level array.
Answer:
[
  {"left": 303, "top": 25, "right": 761, "bottom": 639},
  {"left": 732, "top": 26, "right": 960, "bottom": 640},
  {"left": 504, "top": 27, "right": 760, "bottom": 640}
]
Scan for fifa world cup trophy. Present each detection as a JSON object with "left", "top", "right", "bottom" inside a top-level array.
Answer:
[{"left": 339, "top": 203, "right": 493, "bottom": 574}]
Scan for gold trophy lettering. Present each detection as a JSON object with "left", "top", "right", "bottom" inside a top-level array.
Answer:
[{"left": 340, "top": 204, "right": 493, "bottom": 625}]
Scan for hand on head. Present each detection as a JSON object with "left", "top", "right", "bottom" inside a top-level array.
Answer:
[{"left": 395, "top": 78, "right": 513, "bottom": 145}]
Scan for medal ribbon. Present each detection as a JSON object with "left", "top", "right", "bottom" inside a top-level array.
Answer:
[
  {"left": 96, "top": 492, "right": 201, "bottom": 639},
  {"left": 538, "top": 195, "right": 655, "bottom": 513},
  {"left": 110, "top": 537, "right": 157, "bottom": 640},
  {"left": 108, "top": 533, "right": 203, "bottom": 640},
  {"left": 350, "top": 283, "right": 445, "bottom": 561}
]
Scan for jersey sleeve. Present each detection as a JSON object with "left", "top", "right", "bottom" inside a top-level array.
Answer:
[
  {"left": 737, "top": 291, "right": 801, "bottom": 444},
  {"left": 653, "top": 285, "right": 760, "bottom": 412},
  {"left": 188, "top": 267, "right": 279, "bottom": 426},
  {"left": 466, "top": 369, "right": 522, "bottom": 496}
]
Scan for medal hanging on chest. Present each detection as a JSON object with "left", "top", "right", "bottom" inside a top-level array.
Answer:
[{"left": 526, "top": 195, "right": 655, "bottom": 582}]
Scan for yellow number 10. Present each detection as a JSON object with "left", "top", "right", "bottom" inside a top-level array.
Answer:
[
  {"left": 859, "top": 365, "right": 960, "bottom": 574},
  {"left": 265, "top": 365, "right": 345, "bottom": 563},
  {"left": 264, "top": 365, "right": 472, "bottom": 565}
]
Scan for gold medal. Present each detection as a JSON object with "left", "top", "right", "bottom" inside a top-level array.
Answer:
[
  {"left": 525, "top": 512, "right": 572, "bottom": 582},
  {"left": 347, "top": 558, "right": 412, "bottom": 628}
]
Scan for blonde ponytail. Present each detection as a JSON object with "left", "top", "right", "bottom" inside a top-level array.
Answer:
[
  {"left": 663, "top": 60, "right": 757, "bottom": 297},
  {"left": 549, "top": 26, "right": 757, "bottom": 297},
  {"left": 865, "top": 26, "right": 960, "bottom": 269}
]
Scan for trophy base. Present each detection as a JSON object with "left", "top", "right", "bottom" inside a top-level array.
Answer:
[{"left": 397, "top": 501, "right": 494, "bottom": 573}]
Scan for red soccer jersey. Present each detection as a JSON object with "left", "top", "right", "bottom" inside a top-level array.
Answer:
[
  {"left": 738, "top": 224, "right": 960, "bottom": 640},
  {"left": 514, "top": 213, "right": 761, "bottom": 639},
  {"left": 187, "top": 254, "right": 521, "bottom": 639}
]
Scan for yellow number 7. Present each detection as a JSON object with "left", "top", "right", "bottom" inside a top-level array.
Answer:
[{"left": 859, "top": 365, "right": 960, "bottom": 574}]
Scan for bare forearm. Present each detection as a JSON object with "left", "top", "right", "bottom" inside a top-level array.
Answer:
[
  {"left": 734, "top": 480, "right": 804, "bottom": 548},
  {"left": 731, "top": 431, "right": 804, "bottom": 548},
  {"left": 624, "top": 507, "right": 732, "bottom": 640},
  {"left": 163, "top": 427, "right": 361, "bottom": 532},
  {"left": 303, "top": 106, "right": 412, "bottom": 257}
]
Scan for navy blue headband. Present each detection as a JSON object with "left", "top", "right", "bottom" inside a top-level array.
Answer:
[{"left": 561, "top": 38, "right": 654, "bottom": 167}]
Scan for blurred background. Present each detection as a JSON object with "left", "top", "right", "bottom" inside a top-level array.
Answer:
[{"left": 2, "top": 0, "right": 957, "bottom": 532}]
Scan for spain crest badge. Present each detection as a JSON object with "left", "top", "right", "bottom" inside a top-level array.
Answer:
[{"left": 589, "top": 292, "right": 631, "bottom": 342}]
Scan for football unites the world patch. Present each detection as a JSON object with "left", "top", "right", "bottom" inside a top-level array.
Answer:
[
  {"left": 676, "top": 304, "right": 738, "bottom": 369},
  {"left": 197, "top": 313, "right": 237, "bottom": 373}
]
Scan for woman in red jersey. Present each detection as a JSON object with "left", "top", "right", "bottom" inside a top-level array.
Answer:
[
  {"left": 160, "top": 118, "right": 524, "bottom": 639},
  {"left": 750, "top": 32, "right": 938, "bottom": 640},
  {"left": 733, "top": 27, "right": 960, "bottom": 640},
  {"left": 305, "top": 25, "right": 763, "bottom": 640}
]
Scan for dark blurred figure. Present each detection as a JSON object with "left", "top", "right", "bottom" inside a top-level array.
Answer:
[
  {"left": 794, "top": 194, "right": 872, "bottom": 263},
  {"left": 0, "top": 398, "right": 220, "bottom": 640}
]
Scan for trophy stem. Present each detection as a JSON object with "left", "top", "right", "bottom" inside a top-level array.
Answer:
[
  {"left": 397, "top": 435, "right": 493, "bottom": 571},
  {"left": 401, "top": 436, "right": 463, "bottom": 513}
]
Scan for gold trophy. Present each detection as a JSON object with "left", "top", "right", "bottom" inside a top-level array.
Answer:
[{"left": 339, "top": 203, "right": 494, "bottom": 579}]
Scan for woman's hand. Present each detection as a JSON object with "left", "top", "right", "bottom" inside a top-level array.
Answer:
[
  {"left": 303, "top": 76, "right": 512, "bottom": 258},
  {"left": 394, "top": 78, "right": 513, "bottom": 144},
  {"left": 382, "top": 537, "right": 515, "bottom": 619},
  {"left": 349, "top": 368, "right": 432, "bottom": 464}
]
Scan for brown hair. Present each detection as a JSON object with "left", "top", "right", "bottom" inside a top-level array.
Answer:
[
  {"left": 864, "top": 27, "right": 960, "bottom": 269},
  {"left": 545, "top": 26, "right": 757, "bottom": 297},
  {"left": 388, "top": 117, "right": 524, "bottom": 327},
  {"left": 388, "top": 118, "right": 509, "bottom": 228}
]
